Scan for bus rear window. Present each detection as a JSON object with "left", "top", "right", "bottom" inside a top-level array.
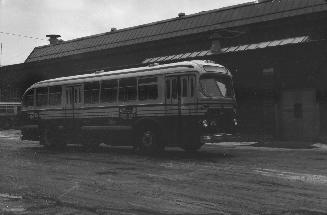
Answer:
[{"left": 36, "top": 87, "right": 48, "bottom": 106}]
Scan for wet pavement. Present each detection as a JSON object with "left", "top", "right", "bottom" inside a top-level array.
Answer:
[{"left": 0, "top": 130, "right": 327, "bottom": 215}]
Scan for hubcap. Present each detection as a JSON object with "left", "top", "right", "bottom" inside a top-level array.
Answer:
[{"left": 141, "top": 131, "right": 154, "bottom": 147}]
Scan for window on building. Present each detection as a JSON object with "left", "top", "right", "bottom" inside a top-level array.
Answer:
[
  {"left": 84, "top": 82, "right": 100, "bottom": 104},
  {"left": 49, "top": 86, "right": 62, "bottom": 106},
  {"left": 101, "top": 80, "right": 118, "bottom": 103},
  {"left": 138, "top": 77, "right": 158, "bottom": 101},
  {"left": 119, "top": 78, "right": 137, "bottom": 101},
  {"left": 36, "top": 87, "right": 48, "bottom": 106},
  {"left": 23, "top": 89, "right": 34, "bottom": 107}
]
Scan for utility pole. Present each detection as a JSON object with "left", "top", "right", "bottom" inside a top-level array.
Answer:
[{"left": 0, "top": 42, "right": 2, "bottom": 67}]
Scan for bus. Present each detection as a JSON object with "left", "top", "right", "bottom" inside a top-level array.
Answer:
[
  {"left": 0, "top": 102, "right": 21, "bottom": 129},
  {"left": 20, "top": 60, "right": 237, "bottom": 152}
]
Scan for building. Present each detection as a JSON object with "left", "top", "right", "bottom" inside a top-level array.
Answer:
[{"left": 1, "top": 0, "right": 327, "bottom": 140}]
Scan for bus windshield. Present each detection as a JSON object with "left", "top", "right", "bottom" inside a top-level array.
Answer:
[{"left": 199, "top": 74, "right": 234, "bottom": 98}]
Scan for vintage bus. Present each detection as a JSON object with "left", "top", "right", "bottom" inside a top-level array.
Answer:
[
  {"left": 0, "top": 102, "right": 21, "bottom": 129},
  {"left": 20, "top": 60, "right": 237, "bottom": 152}
]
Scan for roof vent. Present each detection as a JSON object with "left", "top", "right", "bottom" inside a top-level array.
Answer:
[
  {"left": 46, "top": 34, "right": 62, "bottom": 45},
  {"left": 94, "top": 69, "right": 105, "bottom": 74},
  {"left": 257, "top": 0, "right": 272, "bottom": 3},
  {"left": 110, "top": 28, "right": 117, "bottom": 32},
  {"left": 178, "top": 12, "right": 185, "bottom": 18},
  {"left": 148, "top": 63, "right": 159, "bottom": 67}
]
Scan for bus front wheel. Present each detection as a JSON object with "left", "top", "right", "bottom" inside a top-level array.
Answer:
[
  {"left": 181, "top": 134, "right": 204, "bottom": 152},
  {"left": 135, "top": 126, "right": 164, "bottom": 154}
]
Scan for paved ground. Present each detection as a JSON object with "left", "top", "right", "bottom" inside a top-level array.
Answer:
[{"left": 0, "top": 130, "right": 327, "bottom": 215}]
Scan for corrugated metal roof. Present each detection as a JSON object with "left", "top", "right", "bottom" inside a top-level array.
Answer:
[
  {"left": 26, "top": 0, "right": 327, "bottom": 63},
  {"left": 142, "top": 36, "right": 311, "bottom": 63}
]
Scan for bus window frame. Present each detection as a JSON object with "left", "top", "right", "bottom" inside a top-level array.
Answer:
[
  {"left": 23, "top": 88, "right": 35, "bottom": 108},
  {"left": 100, "top": 79, "right": 118, "bottom": 104},
  {"left": 138, "top": 76, "right": 159, "bottom": 102},
  {"left": 118, "top": 77, "right": 138, "bottom": 103},
  {"left": 166, "top": 73, "right": 197, "bottom": 100},
  {"left": 48, "top": 85, "right": 63, "bottom": 107},
  {"left": 84, "top": 81, "right": 100, "bottom": 105}
]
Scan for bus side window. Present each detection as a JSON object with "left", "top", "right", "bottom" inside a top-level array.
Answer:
[
  {"left": 101, "top": 80, "right": 118, "bottom": 103},
  {"left": 119, "top": 78, "right": 137, "bottom": 101},
  {"left": 36, "top": 87, "right": 48, "bottom": 106},
  {"left": 138, "top": 77, "right": 158, "bottom": 101},
  {"left": 49, "top": 86, "right": 62, "bottom": 106},
  {"left": 166, "top": 80, "right": 171, "bottom": 99},
  {"left": 84, "top": 82, "right": 100, "bottom": 104},
  {"left": 23, "top": 89, "right": 35, "bottom": 107}
]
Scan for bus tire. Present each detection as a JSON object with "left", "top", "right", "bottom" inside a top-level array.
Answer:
[
  {"left": 134, "top": 125, "right": 164, "bottom": 154},
  {"left": 181, "top": 134, "right": 203, "bottom": 152},
  {"left": 181, "top": 144, "right": 203, "bottom": 152},
  {"left": 40, "top": 128, "right": 65, "bottom": 149}
]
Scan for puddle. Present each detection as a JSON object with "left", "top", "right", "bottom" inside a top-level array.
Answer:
[
  {"left": 0, "top": 193, "right": 22, "bottom": 200},
  {"left": 0, "top": 193, "right": 26, "bottom": 213},
  {"left": 0, "top": 130, "right": 21, "bottom": 140},
  {"left": 2, "top": 207, "right": 26, "bottom": 213},
  {"left": 206, "top": 142, "right": 256, "bottom": 147},
  {"left": 254, "top": 169, "right": 327, "bottom": 185}
]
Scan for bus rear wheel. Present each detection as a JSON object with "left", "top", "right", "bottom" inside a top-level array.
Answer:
[{"left": 135, "top": 126, "right": 163, "bottom": 154}]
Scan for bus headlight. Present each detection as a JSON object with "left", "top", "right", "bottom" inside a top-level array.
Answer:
[
  {"left": 233, "top": 118, "right": 238, "bottom": 126},
  {"left": 201, "top": 120, "right": 209, "bottom": 128}
]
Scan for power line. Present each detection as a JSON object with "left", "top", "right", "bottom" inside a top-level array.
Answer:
[{"left": 0, "top": 31, "right": 47, "bottom": 41}]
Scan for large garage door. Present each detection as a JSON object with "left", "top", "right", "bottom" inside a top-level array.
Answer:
[{"left": 280, "top": 89, "right": 319, "bottom": 140}]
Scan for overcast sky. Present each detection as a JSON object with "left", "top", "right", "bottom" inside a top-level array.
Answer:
[{"left": 0, "top": 0, "right": 250, "bottom": 66}]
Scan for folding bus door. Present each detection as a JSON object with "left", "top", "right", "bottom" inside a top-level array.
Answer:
[
  {"left": 165, "top": 76, "right": 181, "bottom": 144},
  {"left": 180, "top": 75, "right": 196, "bottom": 116}
]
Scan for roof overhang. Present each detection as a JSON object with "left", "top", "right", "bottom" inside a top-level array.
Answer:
[{"left": 142, "top": 36, "right": 311, "bottom": 64}]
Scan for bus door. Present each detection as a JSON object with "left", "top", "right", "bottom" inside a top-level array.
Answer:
[
  {"left": 180, "top": 75, "right": 196, "bottom": 115},
  {"left": 165, "top": 75, "right": 197, "bottom": 143},
  {"left": 165, "top": 76, "right": 181, "bottom": 115},
  {"left": 63, "top": 85, "right": 82, "bottom": 120},
  {"left": 165, "top": 75, "right": 197, "bottom": 114},
  {"left": 165, "top": 76, "right": 182, "bottom": 143}
]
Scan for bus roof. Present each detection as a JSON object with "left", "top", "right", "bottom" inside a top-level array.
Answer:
[{"left": 28, "top": 60, "right": 225, "bottom": 89}]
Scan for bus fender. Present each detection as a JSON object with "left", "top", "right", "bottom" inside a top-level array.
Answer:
[{"left": 132, "top": 118, "right": 162, "bottom": 133}]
